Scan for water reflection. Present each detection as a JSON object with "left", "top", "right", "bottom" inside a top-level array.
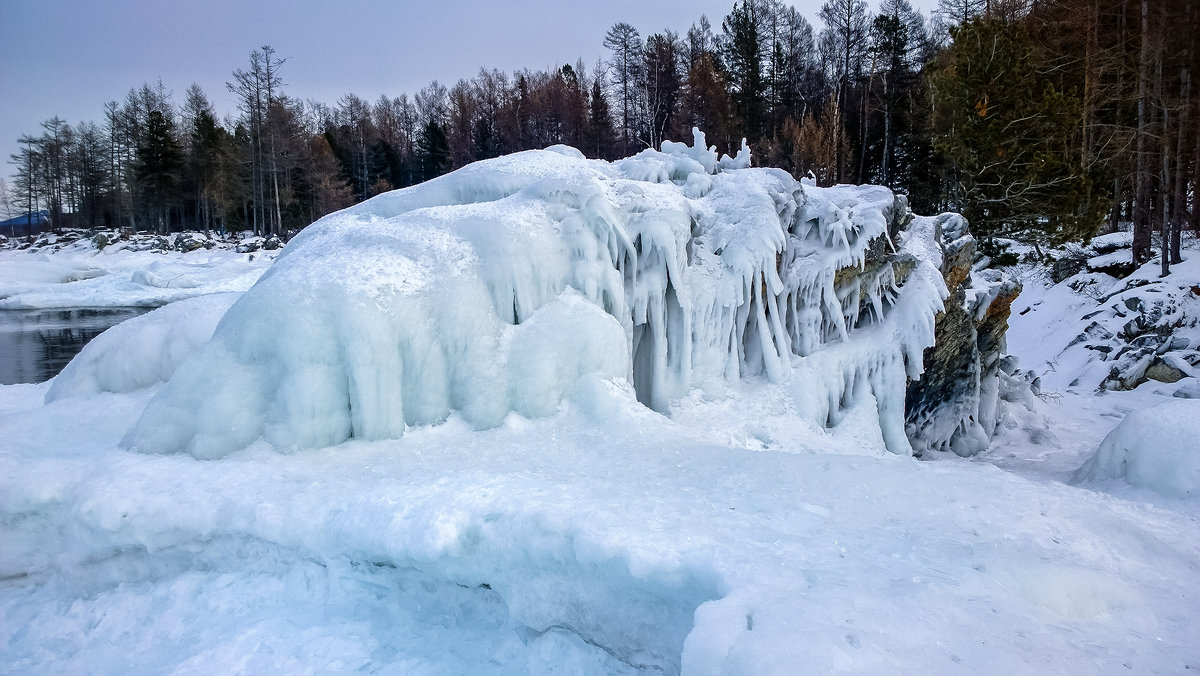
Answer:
[{"left": 0, "top": 307, "right": 151, "bottom": 385}]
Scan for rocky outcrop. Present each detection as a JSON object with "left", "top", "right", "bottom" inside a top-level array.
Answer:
[
  {"left": 1092, "top": 280, "right": 1200, "bottom": 391},
  {"left": 904, "top": 215, "right": 1021, "bottom": 457}
]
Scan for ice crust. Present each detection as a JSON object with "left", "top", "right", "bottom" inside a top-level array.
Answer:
[{"left": 125, "top": 130, "right": 947, "bottom": 459}]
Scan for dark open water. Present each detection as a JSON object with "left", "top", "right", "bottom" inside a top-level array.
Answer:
[{"left": 0, "top": 308, "right": 150, "bottom": 385}]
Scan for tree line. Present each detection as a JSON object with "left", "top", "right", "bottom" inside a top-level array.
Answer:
[{"left": 5, "top": 0, "right": 1197, "bottom": 269}]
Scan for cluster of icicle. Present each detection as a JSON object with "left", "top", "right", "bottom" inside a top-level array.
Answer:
[{"left": 125, "top": 130, "right": 948, "bottom": 459}]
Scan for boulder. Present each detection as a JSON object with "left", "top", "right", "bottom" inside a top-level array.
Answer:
[
  {"left": 174, "top": 233, "right": 208, "bottom": 253},
  {"left": 1049, "top": 244, "right": 1091, "bottom": 283},
  {"left": 1145, "top": 359, "right": 1187, "bottom": 384},
  {"left": 263, "top": 235, "right": 284, "bottom": 251},
  {"left": 235, "top": 237, "right": 262, "bottom": 253}
]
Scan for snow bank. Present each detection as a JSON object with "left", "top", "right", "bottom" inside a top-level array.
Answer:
[
  {"left": 45, "top": 293, "right": 240, "bottom": 402},
  {"left": 1072, "top": 399, "right": 1200, "bottom": 498},
  {"left": 0, "top": 241, "right": 272, "bottom": 309},
  {"left": 126, "top": 130, "right": 948, "bottom": 459}
]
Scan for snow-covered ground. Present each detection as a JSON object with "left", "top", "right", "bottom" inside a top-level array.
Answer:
[{"left": 1, "top": 150, "right": 1197, "bottom": 672}]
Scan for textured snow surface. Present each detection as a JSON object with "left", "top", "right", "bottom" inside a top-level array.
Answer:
[
  {"left": 3, "top": 372, "right": 1199, "bottom": 674},
  {"left": 125, "top": 131, "right": 944, "bottom": 459},
  {"left": 44, "top": 293, "right": 240, "bottom": 402},
  {"left": 1007, "top": 249, "right": 1200, "bottom": 394}
]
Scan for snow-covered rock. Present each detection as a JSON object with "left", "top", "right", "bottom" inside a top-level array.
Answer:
[
  {"left": 0, "top": 240, "right": 273, "bottom": 309},
  {"left": 1174, "top": 380, "right": 1200, "bottom": 399},
  {"left": 125, "top": 130, "right": 955, "bottom": 460},
  {"left": 1072, "top": 399, "right": 1200, "bottom": 498},
  {"left": 1088, "top": 231, "right": 1134, "bottom": 254},
  {"left": 173, "top": 232, "right": 211, "bottom": 253},
  {"left": 235, "top": 236, "right": 263, "bottom": 253},
  {"left": 1010, "top": 245, "right": 1200, "bottom": 394}
]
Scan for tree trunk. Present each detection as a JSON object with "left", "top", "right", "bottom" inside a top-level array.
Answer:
[
  {"left": 1155, "top": 13, "right": 1168, "bottom": 277},
  {"left": 1173, "top": 0, "right": 1194, "bottom": 260},
  {"left": 1133, "top": 0, "right": 1152, "bottom": 263}
]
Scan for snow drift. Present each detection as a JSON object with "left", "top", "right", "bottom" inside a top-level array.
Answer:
[
  {"left": 45, "top": 293, "right": 240, "bottom": 402},
  {"left": 1073, "top": 399, "right": 1200, "bottom": 498},
  {"left": 125, "top": 131, "right": 951, "bottom": 459}
]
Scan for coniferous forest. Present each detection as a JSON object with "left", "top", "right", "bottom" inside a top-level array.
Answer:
[{"left": 5, "top": 0, "right": 1198, "bottom": 269}]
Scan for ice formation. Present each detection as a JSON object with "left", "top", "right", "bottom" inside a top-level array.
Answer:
[{"left": 125, "top": 130, "right": 951, "bottom": 459}]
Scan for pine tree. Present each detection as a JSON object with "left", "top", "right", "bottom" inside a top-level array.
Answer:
[
  {"left": 135, "top": 109, "right": 183, "bottom": 234},
  {"left": 722, "top": 1, "right": 766, "bottom": 142},
  {"left": 819, "top": 0, "right": 871, "bottom": 182},
  {"left": 603, "top": 22, "right": 642, "bottom": 154},
  {"left": 586, "top": 74, "right": 617, "bottom": 159},
  {"left": 642, "top": 33, "right": 682, "bottom": 149},
  {"left": 415, "top": 120, "right": 450, "bottom": 182}
]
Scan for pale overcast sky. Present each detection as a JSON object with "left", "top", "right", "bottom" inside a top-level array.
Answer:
[{"left": 0, "top": 0, "right": 936, "bottom": 187}]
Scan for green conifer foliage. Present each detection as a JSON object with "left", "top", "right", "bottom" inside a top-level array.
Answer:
[
  {"left": 415, "top": 120, "right": 450, "bottom": 183},
  {"left": 135, "top": 109, "right": 183, "bottom": 233},
  {"left": 930, "top": 18, "right": 1107, "bottom": 246}
]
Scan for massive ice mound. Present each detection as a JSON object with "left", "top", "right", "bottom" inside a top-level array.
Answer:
[{"left": 125, "top": 130, "right": 952, "bottom": 459}]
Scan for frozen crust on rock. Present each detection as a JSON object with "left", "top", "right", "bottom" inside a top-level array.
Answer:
[{"left": 125, "top": 130, "right": 951, "bottom": 459}]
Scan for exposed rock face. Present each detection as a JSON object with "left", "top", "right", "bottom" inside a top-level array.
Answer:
[{"left": 904, "top": 215, "right": 1021, "bottom": 457}]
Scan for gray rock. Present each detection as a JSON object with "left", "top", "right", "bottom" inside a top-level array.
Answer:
[
  {"left": 1157, "top": 336, "right": 1191, "bottom": 354},
  {"left": 905, "top": 215, "right": 1021, "bottom": 457},
  {"left": 1103, "top": 348, "right": 1155, "bottom": 390},
  {"left": 1144, "top": 359, "right": 1187, "bottom": 384},
  {"left": 174, "top": 233, "right": 208, "bottom": 252}
]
